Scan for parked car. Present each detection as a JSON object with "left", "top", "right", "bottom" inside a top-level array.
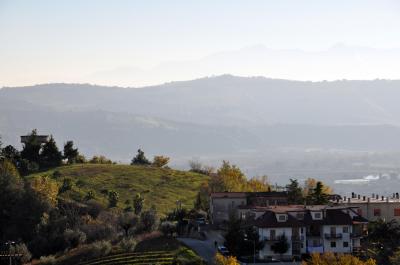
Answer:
[{"left": 217, "top": 246, "right": 229, "bottom": 256}]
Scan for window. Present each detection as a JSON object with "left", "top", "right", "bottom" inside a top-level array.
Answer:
[
  {"left": 330, "top": 241, "right": 336, "bottom": 248},
  {"left": 394, "top": 209, "right": 400, "bottom": 216},
  {"left": 374, "top": 208, "right": 381, "bottom": 216},
  {"left": 343, "top": 242, "right": 349, "bottom": 248},
  {"left": 314, "top": 212, "right": 322, "bottom": 219},
  {"left": 330, "top": 227, "right": 336, "bottom": 235},
  {"left": 301, "top": 228, "right": 304, "bottom": 234},
  {"left": 278, "top": 214, "right": 287, "bottom": 222},
  {"left": 343, "top": 226, "right": 349, "bottom": 233}
]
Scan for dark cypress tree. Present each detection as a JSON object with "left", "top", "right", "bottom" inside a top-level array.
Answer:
[
  {"left": 63, "top": 141, "right": 79, "bottom": 164},
  {"left": 131, "top": 149, "right": 151, "bottom": 165},
  {"left": 40, "top": 136, "right": 62, "bottom": 169},
  {"left": 20, "top": 129, "right": 42, "bottom": 164}
]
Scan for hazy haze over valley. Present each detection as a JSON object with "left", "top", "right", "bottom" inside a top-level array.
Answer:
[{"left": 3, "top": 75, "right": 400, "bottom": 194}]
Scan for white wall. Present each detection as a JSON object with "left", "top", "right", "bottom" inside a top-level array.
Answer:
[
  {"left": 322, "top": 225, "right": 351, "bottom": 253},
  {"left": 258, "top": 227, "right": 293, "bottom": 259}
]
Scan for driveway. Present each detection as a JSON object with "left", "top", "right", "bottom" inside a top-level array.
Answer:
[{"left": 178, "top": 230, "right": 224, "bottom": 264}]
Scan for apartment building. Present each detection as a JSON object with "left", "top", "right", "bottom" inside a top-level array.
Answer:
[
  {"left": 209, "top": 191, "right": 288, "bottom": 224},
  {"left": 338, "top": 193, "right": 400, "bottom": 222},
  {"left": 250, "top": 205, "right": 367, "bottom": 261}
]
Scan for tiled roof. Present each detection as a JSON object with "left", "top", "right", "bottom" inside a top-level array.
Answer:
[
  {"left": 210, "top": 192, "right": 247, "bottom": 198},
  {"left": 253, "top": 210, "right": 303, "bottom": 228}
]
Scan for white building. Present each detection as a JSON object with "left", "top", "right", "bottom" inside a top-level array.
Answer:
[{"left": 250, "top": 205, "right": 367, "bottom": 261}]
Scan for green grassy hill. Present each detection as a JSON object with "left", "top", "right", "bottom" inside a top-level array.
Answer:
[{"left": 27, "top": 164, "right": 209, "bottom": 214}]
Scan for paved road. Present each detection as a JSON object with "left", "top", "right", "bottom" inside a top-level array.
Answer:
[{"left": 178, "top": 230, "right": 224, "bottom": 264}]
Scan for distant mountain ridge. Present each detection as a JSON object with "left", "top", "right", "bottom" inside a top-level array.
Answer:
[{"left": 2, "top": 75, "right": 400, "bottom": 163}]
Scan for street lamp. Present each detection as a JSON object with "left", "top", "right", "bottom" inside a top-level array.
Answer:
[{"left": 5, "top": 241, "right": 15, "bottom": 265}]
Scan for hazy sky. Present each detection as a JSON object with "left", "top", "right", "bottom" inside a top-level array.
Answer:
[{"left": 1, "top": 0, "right": 400, "bottom": 87}]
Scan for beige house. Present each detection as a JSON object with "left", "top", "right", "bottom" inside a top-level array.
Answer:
[{"left": 338, "top": 194, "right": 400, "bottom": 222}]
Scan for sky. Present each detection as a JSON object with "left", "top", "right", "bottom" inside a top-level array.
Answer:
[{"left": 1, "top": 0, "right": 400, "bottom": 87}]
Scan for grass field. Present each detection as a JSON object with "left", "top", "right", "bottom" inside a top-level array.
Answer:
[{"left": 27, "top": 163, "right": 209, "bottom": 214}]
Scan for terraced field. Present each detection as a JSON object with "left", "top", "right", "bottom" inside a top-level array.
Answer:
[{"left": 78, "top": 251, "right": 174, "bottom": 265}]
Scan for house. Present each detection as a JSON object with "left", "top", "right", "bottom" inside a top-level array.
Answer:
[
  {"left": 337, "top": 193, "right": 400, "bottom": 222},
  {"left": 250, "top": 205, "right": 368, "bottom": 261},
  {"left": 209, "top": 191, "right": 288, "bottom": 225}
]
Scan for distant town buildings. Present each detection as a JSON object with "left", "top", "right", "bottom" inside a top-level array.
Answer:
[
  {"left": 337, "top": 192, "right": 400, "bottom": 222},
  {"left": 209, "top": 191, "right": 288, "bottom": 224}
]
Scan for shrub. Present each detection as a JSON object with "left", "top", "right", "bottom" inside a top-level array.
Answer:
[
  {"left": 85, "top": 190, "right": 96, "bottom": 201},
  {"left": 59, "top": 178, "right": 74, "bottom": 193},
  {"left": 108, "top": 190, "right": 119, "bottom": 207},
  {"left": 38, "top": 255, "right": 57, "bottom": 265},
  {"left": 174, "top": 247, "right": 204, "bottom": 265},
  {"left": 87, "top": 240, "right": 112, "bottom": 259},
  {"left": 10, "top": 243, "right": 32, "bottom": 263},
  {"left": 52, "top": 170, "right": 62, "bottom": 179},
  {"left": 63, "top": 229, "right": 87, "bottom": 249},
  {"left": 138, "top": 207, "right": 158, "bottom": 233},
  {"left": 160, "top": 221, "right": 177, "bottom": 237},
  {"left": 118, "top": 237, "right": 137, "bottom": 252},
  {"left": 80, "top": 222, "right": 117, "bottom": 243},
  {"left": 152, "top": 155, "right": 170, "bottom": 167}
]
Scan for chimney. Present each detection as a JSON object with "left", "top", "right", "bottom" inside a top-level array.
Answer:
[
  {"left": 363, "top": 196, "right": 366, "bottom": 201},
  {"left": 343, "top": 196, "right": 347, "bottom": 201},
  {"left": 358, "top": 194, "right": 361, "bottom": 200},
  {"left": 351, "top": 192, "right": 355, "bottom": 198},
  {"left": 376, "top": 194, "right": 379, "bottom": 200},
  {"left": 382, "top": 196, "right": 384, "bottom": 201},
  {"left": 372, "top": 193, "right": 375, "bottom": 198},
  {"left": 368, "top": 197, "right": 370, "bottom": 203},
  {"left": 396, "top": 193, "right": 399, "bottom": 199},
  {"left": 348, "top": 198, "right": 350, "bottom": 203}
]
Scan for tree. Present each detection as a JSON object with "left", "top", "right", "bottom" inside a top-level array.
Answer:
[
  {"left": 0, "top": 160, "right": 24, "bottom": 240},
  {"left": 133, "top": 193, "right": 144, "bottom": 215},
  {"left": 271, "top": 234, "right": 289, "bottom": 256},
  {"left": 214, "top": 253, "right": 240, "bottom": 265},
  {"left": 224, "top": 213, "right": 244, "bottom": 257},
  {"left": 131, "top": 149, "right": 151, "bottom": 165},
  {"left": 10, "top": 243, "right": 32, "bottom": 264},
  {"left": 89, "top": 155, "right": 112, "bottom": 164},
  {"left": 108, "top": 190, "right": 119, "bottom": 207},
  {"left": 302, "top": 252, "right": 376, "bottom": 265},
  {"left": 286, "top": 179, "right": 304, "bottom": 204},
  {"left": 40, "top": 136, "right": 62, "bottom": 169},
  {"left": 307, "top": 181, "right": 329, "bottom": 204},
  {"left": 63, "top": 141, "right": 79, "bottom": 164},
  {"left": 20, "top": 129, "right": 42, "bottom": 164},
  {"left": 246, "top": 175, "right": 270, "bottom": 192},
  {"left": 210, "top": 161, "right": 248, "bottom": 192},
  {"left": 30, "top": 175, "right": 59, "bottom": 207},
  {"left": 139, "top": 206, "right": 158, "bottom": 232},
  {"left": 303, "top": 178, "right": 332, "bottom": 197},
  {"left": 0, "top": 145, "right": 20, "bottom": 164},
  {"left": 160, "top": 221, "right": 176, "bottom": 237},
  {"left": 152, "top": 155, "right": 170, "bottom": 167},
  {"left": 367, "top": 219, "right": 400, "bottom": 264},
  {"left": 118, "top": 212, "right": 138, "bottom": 236}
]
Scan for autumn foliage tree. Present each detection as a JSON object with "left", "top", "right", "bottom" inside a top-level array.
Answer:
[
  {"left": 301, "top": 252, "right": 376, "bottom": 265},
  {"left": 152, "top": 155, "right": 170, "bottom": 167},
  {"left": 214, "top": 253, "right": 240, "bottom": 265}
]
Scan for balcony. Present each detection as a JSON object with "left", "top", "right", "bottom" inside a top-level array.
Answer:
[
  {"left": 324, "top": 233, "right": 342, "bottom": 239},
  {"left": 306, "top": 231, "right": 321, "bottom": 237}
]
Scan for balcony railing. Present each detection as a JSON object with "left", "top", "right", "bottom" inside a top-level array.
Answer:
[
  {"left": 324, "top": 233, "right": 343, "bottom": 239},
  {"left": 307, "top": 246, "right": 324, "bottom": 253},
  {"left": 306, "top": 232, "right": 321, "bottom": 237}
]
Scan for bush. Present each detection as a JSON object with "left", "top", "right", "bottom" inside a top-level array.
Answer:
[
  {"left": 38, "top": 255, "right": 57, "bottom": 265},
  {"left": 85, "top": 190, "right": 96, "bottom": 201},
  {"left": 10, "top": 243, "right": 32, "bottom": 263},
  {"left": 86, "top": 200, "right": 103, "bottom": 219},
  {"left": 160, "top": 221, "right": 177, "bottom": 237},
  {"left": 89, "top": 155, "right": 112, "bottom": 164},
  {"left": 174, "top": 247, "right": 204, "bottom": 265},
  {"left": 52, "top": 170, "right": 62, "bottom": 179},
  {"left": 152, "top": 155, "right": 170, "bottom": 167},
  {"left": 87, "top": 240, "right": 112, "bottom": 259},
  {"left": 138, "top": 207, "right": 158, "bottom": 233},
  {"left": 108, "top": 190, "right": 119, "bottom": 207},
  {"left": 59, "top": 178, "right": 74, "bottom": 193},
  {"left": 63, "top": 229, "right": 87, "bottom": 249},
  {"left": 119, "top": 237, "right": 137, "bottom": 252}
]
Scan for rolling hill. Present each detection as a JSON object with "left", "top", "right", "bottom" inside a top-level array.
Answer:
[{"left": 27, "top": 164, "right": 209, "bottom": 214}]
